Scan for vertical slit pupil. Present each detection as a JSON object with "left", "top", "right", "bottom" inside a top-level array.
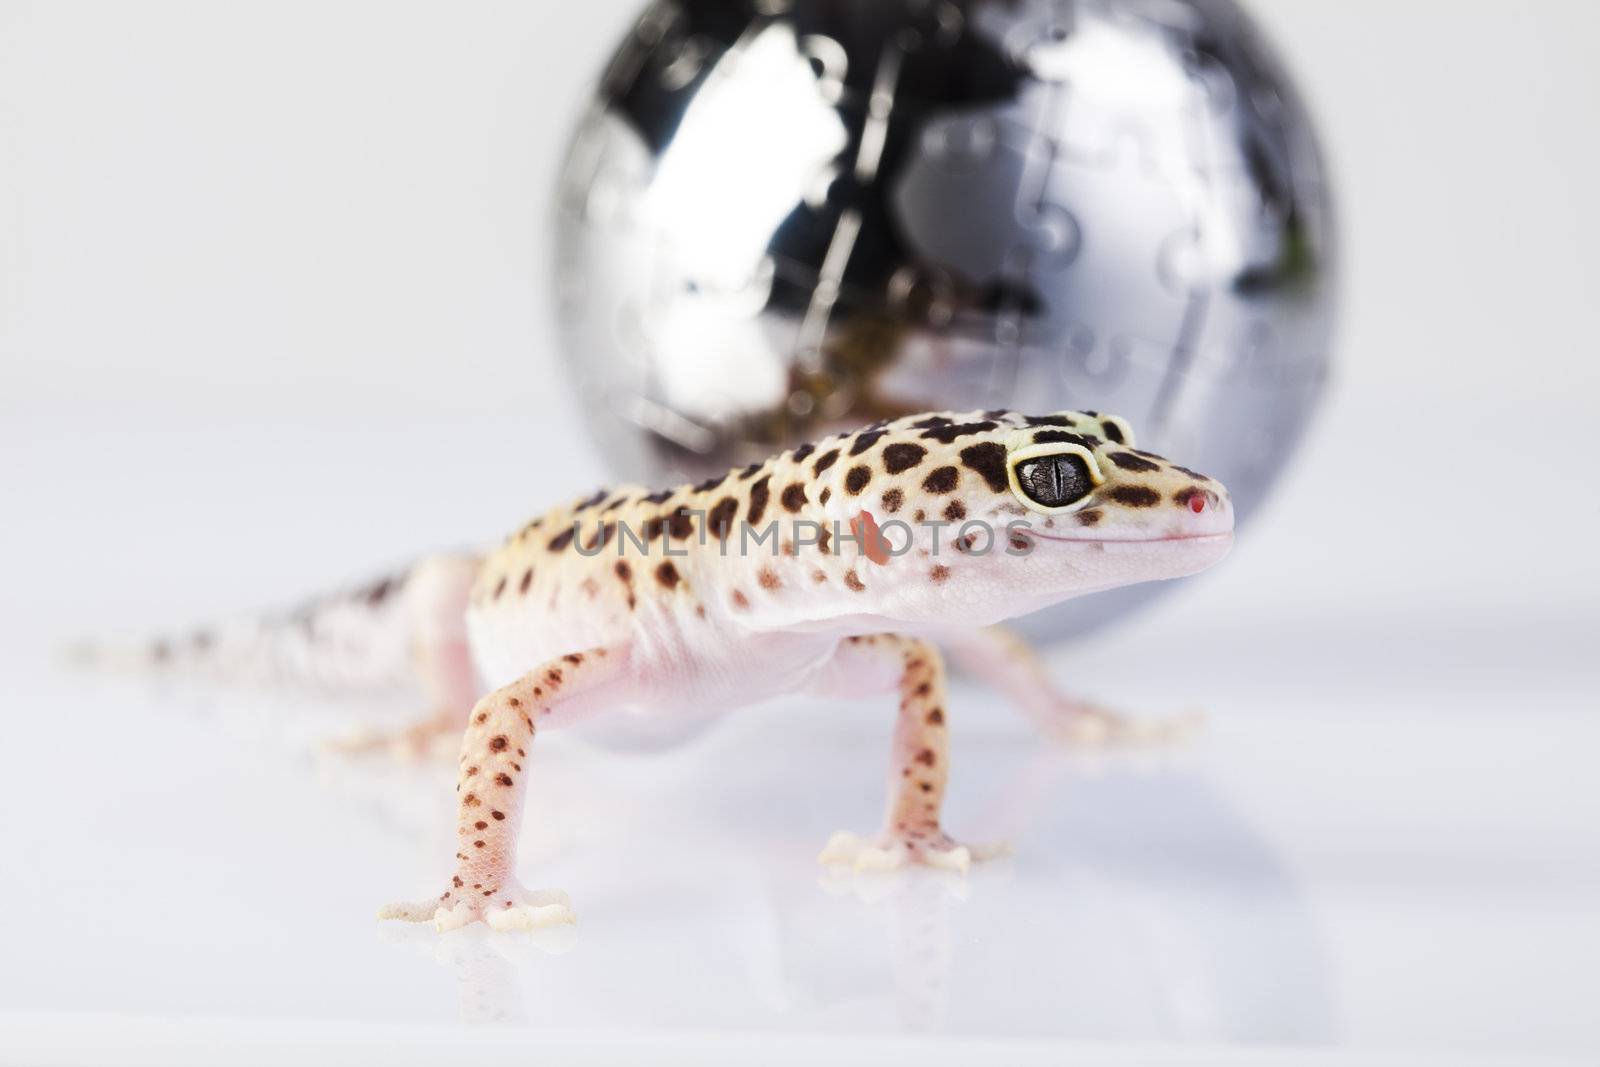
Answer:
[{"left": 1015, "top": 453, "right": 1091, "bottom": 507}]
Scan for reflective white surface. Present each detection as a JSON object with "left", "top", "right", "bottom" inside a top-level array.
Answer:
[{"left": 1, "top": 395, "right": 1597, "bottom": 1064}]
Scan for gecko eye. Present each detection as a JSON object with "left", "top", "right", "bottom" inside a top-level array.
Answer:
[{"left": 1006, "top": 443, "right": 1104, "bottom": 513}]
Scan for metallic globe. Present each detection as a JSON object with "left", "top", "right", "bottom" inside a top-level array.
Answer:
[{"left": 553, "top": 0, "right": 1336, "bottom": 643}]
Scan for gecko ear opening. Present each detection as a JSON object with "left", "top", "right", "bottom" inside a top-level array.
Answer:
[{"left": 1006, "top": 443, "right": 1104, "bottom": 514}]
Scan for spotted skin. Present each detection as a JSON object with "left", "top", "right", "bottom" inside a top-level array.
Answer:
[
  {"left": 812, "top": 635, "right": 984, "bottom": 870},
  {"left": 101, "top": 409, "right": 1233, "bottom": 932},
  {"left": 376, "top": 410, "right": 1234, "bottom": 928}
]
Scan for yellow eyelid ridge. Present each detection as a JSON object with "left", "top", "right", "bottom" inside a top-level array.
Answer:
[{"left": 1005, "top": 442, "right": 1104, "bottom": 514}]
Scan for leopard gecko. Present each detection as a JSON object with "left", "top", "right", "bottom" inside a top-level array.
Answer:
[{"left": 119, "top": 409, "right": 1233, "bottom": 932}]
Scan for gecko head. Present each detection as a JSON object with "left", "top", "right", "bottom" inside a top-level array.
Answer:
[{"left": 818, "top": 410, "right": 1234, "bottom": 626}]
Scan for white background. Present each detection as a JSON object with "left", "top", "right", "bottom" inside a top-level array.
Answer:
[{"left": 2, "top": 2, "right": 1598, "bottom": 1064}]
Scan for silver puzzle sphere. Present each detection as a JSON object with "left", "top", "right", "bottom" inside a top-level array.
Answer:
[{"left": 553, "top": 0, "right": 1336, "bottom": 644}]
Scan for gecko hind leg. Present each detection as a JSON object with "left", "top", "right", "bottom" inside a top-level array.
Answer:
[
  {"left": 942, "top": 625, "right": 1203, "bottom": 746},
  {"left": 326, "top": 554, "right": 482, "bottom": 760},
  {"left": 380, "top": 644, "right": 628, "bottom": 932},
  {"left": 813, "top": 635, "right": 1008, "bottom": 874}
]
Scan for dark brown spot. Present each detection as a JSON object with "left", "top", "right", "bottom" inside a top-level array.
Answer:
[
  {"left": 910, "top": 415, "right": 952, "bottom": 429},
  {"left": 1108, "top": 450, "right": 1160, "bottom": 472},
  {"left": 745, "top": 476, "right": 773, "bottom": 527},
  {"left": 758, "top": 567, "right": 780, "bottom": 590},
  {"left": 881, "top": 488, "right": 904, "bottom": 513},
  {"left": 791, "top": 442, "right": 816, "bottom": 463},
  {"left": 813, "top": 449, "right": 840, "bottom": 476},
  {"left": 811, "top": 569, "right": 827, "bottom": 584},
  {"left": 491, "top": 810, "right": 504, "bottom": 820},
  {"left": 475, "top": 820, "right": 487, "bottom": 830},
  {"left": 1032, "top": 430, "right": 1095, "bottom": 448},
  {"left": 930, "top": 564, "right": 951, "bottom": 583},
  {"left": 547, "top": 526, "right": 576, "bottom": 552},
  {"left": 668, "top": 506, "right": 697, "bottom": 540},
  {"left": 642, "top": 515, "right": 666, "bottom": 541},
  {"left": 1173, "top": 465, "right": 1211, "bottom": 481},
  {"left": 844, "top": 570, "right": 865, "bottom": 592},
  {"left": 564, "top": 653, "right": 583, "bottom": 665},
  {"left": 881, "top": 442, "right": 926, "bottom": 473},
  {"left": 942, "top": 500, "right": 965, "bottom": 522},
  {"left": 819, "top": 487, "right": 831, "bottom": 505},
  {"left": 1077, "top": 508, "right": 1102, "bottom": 526},
  {"left": 495, "top": 772, "right": 513, "bottom": 787},
  {"left": 844, "top": 465, "right": 871, "bottom": 495},
  {"left": 1101, "top": 419, "right": 1126, "bottom": 443},
  {"left": 921, "top": 466, "right": 958, "bottom": 494},
  {"left": 731, "top": 590, "right": 750, "bottom": 610},
  {"left": 614, "top": 560, "right": 632, "bottom": 582},
  {"left": 1111, "top": 485, "right": 1161, "bottom": 507},
  {"left": 694, "top": 473, "right": 726, "bottom": 493},
  {"left": 914, "top": 749, "right": 936, "bottom": 766},
  {"left": 583, "top": 522, "right": 614, "bottom": 552},
  {"left": 848, "top": 430, "right": 886, "bottom": 456},
  {"left": 707, "top": 497, "right": 738, "bottom": 539},
  {"left": 738, "top": 462, "right": 763, "bottom": 480},
  {"left": 781, "top": 483, "right": 807, "bottom": 513},
  {"left": 643, "top": 488, "right": 673, "bottom": 504},
  {"left": 475, "top": 713, "right": 488, "bottom": 724},
  {"left": 655, "top": 561, "right": 680, "bottom": 589},
  {"left": 919, "top": 420, "right": 997, "bottom": 444},
  {"left": 489, "top": 735, "right": 508, "bottom": 751},
  {"left": 474, "top": 840, "right": 486, "bottom": 848},
  {"left": 959, "top": 441, "right": 1009, "bottom": 492},
  {"left": 491, "top": 576, "right": 507, "bottom": 600},
  {"left": 464, "top": 793, "right": 480, "bottom": 806},
  {"left": 519, "top": 568, "right": 534, "bottom": 594},
  {"left": 1024, "top": 414, "right": 1074, "bottom": 427}
]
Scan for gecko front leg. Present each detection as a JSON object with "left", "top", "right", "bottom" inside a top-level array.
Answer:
[
  {"left": 814, "top": 635, "right": 1002, "bottom": 874},
  {"left": 380, "top": 644, "right": 628, "bottom": 931}
]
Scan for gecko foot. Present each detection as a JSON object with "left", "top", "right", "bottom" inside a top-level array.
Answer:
[
  {"left": 379, "top": 881, "right": 576, "bottom": 933},
  {"left": 325, "top": 710, "right": 460, "bottom": 762},
  {"left": 818, "top": 829, "right": 1010, "bottom": 874},
  {"left": 1051, "top": 704, "right": 1204, "bottom": 747}
]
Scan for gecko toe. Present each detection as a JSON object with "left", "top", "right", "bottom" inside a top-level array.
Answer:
[
  {"left": 377, "top": 899, "right": 439, "bottom": 923},
  {"left": 485, "top": 901, "right": 577, "bottom": 931}
]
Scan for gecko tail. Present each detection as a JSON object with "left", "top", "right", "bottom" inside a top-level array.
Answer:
[{"left": 66, "top": 553, "right": 482, "bottom": 697}]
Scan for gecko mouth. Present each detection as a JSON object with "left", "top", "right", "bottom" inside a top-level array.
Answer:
[{"left": 1024, "top": 530, "right": 1234, "bottom": 546}]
